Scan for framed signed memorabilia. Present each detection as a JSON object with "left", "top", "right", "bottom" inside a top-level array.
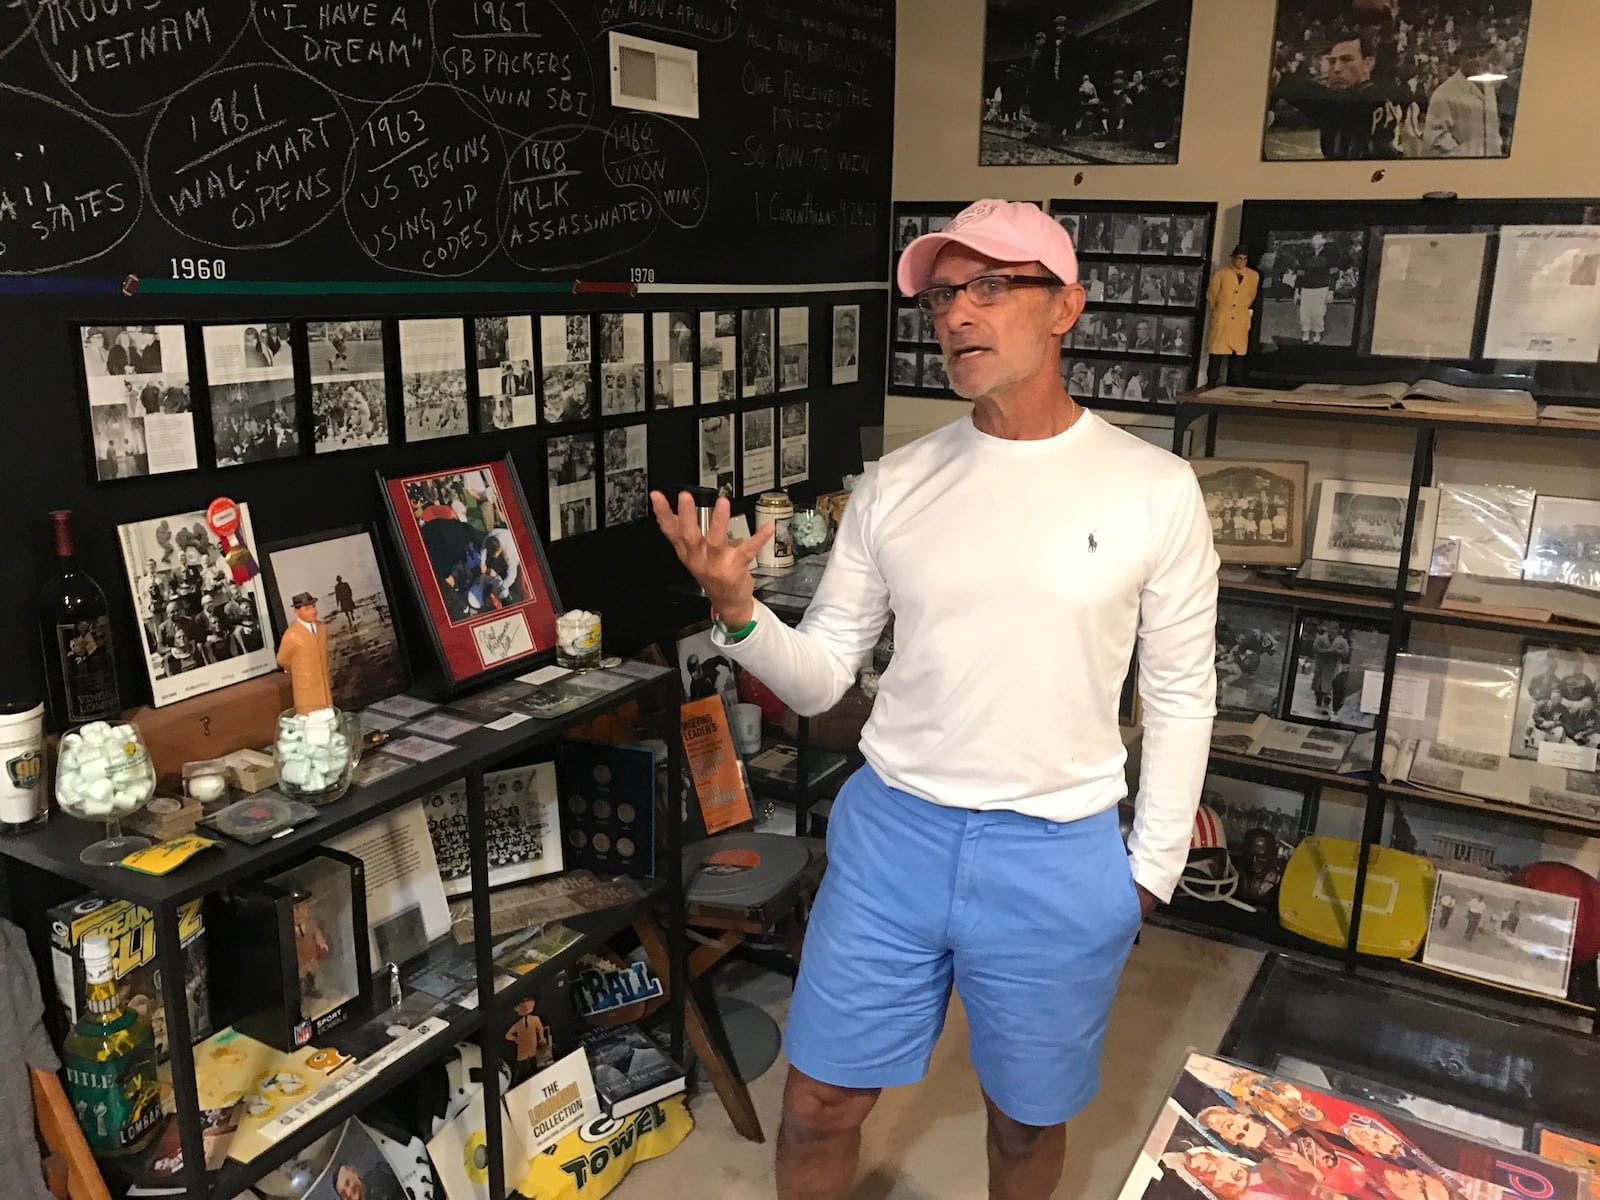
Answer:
[{"left": 378, "top": 456, "right": 559, "bottom": 690}]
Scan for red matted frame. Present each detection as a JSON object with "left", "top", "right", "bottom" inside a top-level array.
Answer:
[{"left": 378, "top": 455, "right": 560, "bottom": 690}]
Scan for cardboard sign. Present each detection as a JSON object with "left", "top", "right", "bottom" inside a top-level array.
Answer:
[{"left": 679, "top": 697, "right": 752, "bottom": 834}]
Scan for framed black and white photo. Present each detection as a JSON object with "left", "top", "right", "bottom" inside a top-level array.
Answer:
[
  {"left": 1191, "top": 459, "right": 1307, "bottom": 566},
  {"left": 309, "top": 320, "right": 390, "bottom": 453},
  {"left": 80, "top": 323, "right": 197, "bottom": 481},
  {"left": 920, "top": 352, "right": 949, "bottom": 390},
  {"left": 540, "top": 314, "right": 594, "bottom": 424},
  {"left": 1258, "top": 230, "right": 1369, "bottom": 350},
  {"left": 425, "top": 764, "right": 563, "bottom": 897},
  {"left": 699, "top": 310, "right": 737, "bottom": 404},
  {"left": 1312, "top": 480, "right": 1438, "bottom": 573},
  {"left": 1172, "top": 214, "right": 1208, "bottom": 257},
  {"left": 1139, "top": 214, "right": 1171, "bottom": 255},
  {"left": 650, "top": 310, "right": 696, "bottom": 408},
  {"left": 1065, "top": 359, "right": 1096, "bottom": 398},
  {"left": 698, "top": 413, "right": 735, "bottom": 499},
  {"left": 1155, "top": 365, "right": 1189, "bottom": 402},
  {"left": 741, "top": 307, "right": 775, "bottom": 397},
  {"left": 597, "top": 312, "right": 646, "bottom": 416},
  {"left": 778, "top": 306, "right": 810, "bottom": 392},
  {"left": 260, "top": 525, "right": 409, "bottom": 711},
  {"left": 1215, "top": 600, "right": 1294, "bottom": 716},
  {"left": 1169, "top": 264, "right": 1203, "bottom": 307},
  {"left": 601, "top": 425, "right": 648, "bottom": 528},
  {"left": 1128, "top": 315, "right": 1159, "bottom": 355},
  {"left": 832, "top": 304, "right": 860, "bottom": 385},
  {"left": 1080, "top": 214, "right": 1113, "bottom": 254},
  {"left": 475, "top": 315, "right": 537, "bottom": 431},
  {"left": 1137, "top": 264, "right": 1168, "bottom": 305},
  {"left": 979, "top": 0, "right": 1195, "bottom": 169},
  {"left": 1510, "top": 644, "right": 1600, "bottom": 763},
  {"left": 1286, "top": 614, "right": 1390, "bottom": 731},
  {"left": 1424, "top": 870, "right": 1576, "bottom": 1000},
  {"left": 1201, "top": 773, "right": 1308, "bottom": 851},
  {"left": 1524, "top": 495, "right": 1600, "bottom": 593},
  {"left": 117, "top": 504, "right": 274, "bottom": 707},
  {"left": 1264, "top": 1, "right": 1531, "bottom": 162},
  {"left": 1158, "top": 315, "right": 1193, "bottom": 356},
  {"left": 546, "top": 433, "right": 598, "bottom": 542},
  {"left": 1112, "top": 214, "right": 1142, "bottom": 254},
  {"left": 201, "top": 324, "right": 298, "bottom": 472},
  {"left": 398, "top": 317, "right": 469, "bottom": 442},
  {"left": 780, "top": 401, "right": 808, "bottom": 487},
  {"left": 895, "top": 213, "right": 924, "bottom": 250},
  {"left": 740, "top": 407, "right": 775, "bottom": 497},
  {"left": 891, "top": 350, "right": 919, "bottom": 389}
]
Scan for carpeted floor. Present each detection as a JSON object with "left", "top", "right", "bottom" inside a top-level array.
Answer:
[{"left": 612, "top": 925, "right": 1263, "bottom": 1199}]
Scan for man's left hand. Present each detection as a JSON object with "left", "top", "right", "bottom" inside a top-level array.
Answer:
[{"left": 1137, "top": 886, "right": 1160, "bottom": 919}]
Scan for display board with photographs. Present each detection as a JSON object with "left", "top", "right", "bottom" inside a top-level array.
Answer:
[
  {"left": 650, "top": 310, "right": 696, "bottom": 408},
  {"left": 886, "top": 202, "right": 969, "bottom": 399},
  {"left": 308, "top": 320, "right": 390, "bottom": 454},
  {"left": 602, "top": 425, "right": 648, "bottom": 528},
  {"left": 475, "top": 316, "right": 537, "bottom": 431},
  {"left": 260, "top": 526, "right": 408, "bottom": 712},
  {"left": 1263, "top": 0, "right": 1531, "bottom": 162},
  {"left": 79, "top": 323, "right": 198, "bottom": 481},
  {"left": 202, "top": 322, "right": 301, "bottom": 468},
  {"left": 117, "top": 504, "right": 275, "bottom": 707},
  {"left": 547, "top": 433, "right": 599, "bottom": 542},
  {"left": 397, "top": 318, "right": 469, "bottom": 443},
  {"left": 978, "top": 0, "right": 1194, "bottom": 167},
  {"left": 1052, "top": 200, "right": 1214, "bottom": 408},
  {"left": 540, "top": 314, "right": 594, "bottom": 424}
]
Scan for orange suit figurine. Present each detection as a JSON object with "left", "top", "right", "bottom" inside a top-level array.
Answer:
[{"left": 277, "top": 591, "right": 333, "bottom": 714}]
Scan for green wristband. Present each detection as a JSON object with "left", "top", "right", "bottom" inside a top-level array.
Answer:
[{"left": 717, "top": 615, "right": 757, "bottom": 642}]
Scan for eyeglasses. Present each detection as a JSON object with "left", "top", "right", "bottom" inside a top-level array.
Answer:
[{"left": 914, "top": 273, "right": 1061, "bottom": 316}]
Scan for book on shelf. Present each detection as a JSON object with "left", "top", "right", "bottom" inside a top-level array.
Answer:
[
  {"left": 1442, "top": 572, "right": 1600, "bottom": 627},
  {"left": 1537, "top": 404, "right": 1600, "bottom": 425},
  {"left": 1288, "top": 378, "right": 1537, "bottom": 418},
  {"left": 746, "top": 741, "right": 850, "bottom": 791},
  {"left": 581, "top": 1024, "right": 687, "bottom": 1118}
]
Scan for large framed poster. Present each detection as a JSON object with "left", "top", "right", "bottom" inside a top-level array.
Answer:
[{"left": 378, "top": 455, "right": 560, "bottom": 690}]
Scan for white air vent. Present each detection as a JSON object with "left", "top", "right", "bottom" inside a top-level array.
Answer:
[{"left": 608, "top": 31, "right": 699, "bottom": 119}]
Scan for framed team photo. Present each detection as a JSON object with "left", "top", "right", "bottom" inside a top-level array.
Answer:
[{"left": 1190, "top": 458, "right": 1307, "bottom": 566}]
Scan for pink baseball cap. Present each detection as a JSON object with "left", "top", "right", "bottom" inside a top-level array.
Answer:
[{"left": 897, "top": 199, "right": 1079, "bottom": 296}]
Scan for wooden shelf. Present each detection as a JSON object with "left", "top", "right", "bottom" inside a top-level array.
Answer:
[
  {"left": 1386, "top": 957, "right": 1598, "bottom": 1018},
  {"left": 1219, "top": 573, "right": 1393, "bottom": 618},
  {"left": 1178, "top": 391, "right": 1600, "bottom": 440}
]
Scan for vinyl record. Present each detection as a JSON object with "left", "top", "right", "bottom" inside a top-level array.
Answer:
[{"left": 683, "top": 832, "right": 810, "bottom": 906}]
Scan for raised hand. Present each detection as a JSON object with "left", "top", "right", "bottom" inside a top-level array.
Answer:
[{"left": 650, "top": 490, "right": 774, "bottom": 627}]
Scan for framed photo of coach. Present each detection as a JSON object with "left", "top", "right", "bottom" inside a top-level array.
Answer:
[{"left": 1263, "top": 0, "right": 1531, "bottom": 161}]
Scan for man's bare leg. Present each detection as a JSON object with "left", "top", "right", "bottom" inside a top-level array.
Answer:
[
  {"left": 984, "top": 1092, "right": 1066, "bottom": 1200},
  {"left": 775, "top": 1068, "right": 881, "bottom": 1200}
]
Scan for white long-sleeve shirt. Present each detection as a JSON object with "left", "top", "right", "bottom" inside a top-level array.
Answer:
[{"left": 713, "top": 411, "right": 1219, "bottom": 901}]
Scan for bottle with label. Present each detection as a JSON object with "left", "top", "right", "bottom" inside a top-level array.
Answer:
[
  {"left": 755, "top": 491, "right": 796, "bottom": 570},
  {"left": 61, "top": 934, "right": 162, "bottom": 1157},
  {"left": 38, "top": 510, "right": 121, "bottom": 730}
]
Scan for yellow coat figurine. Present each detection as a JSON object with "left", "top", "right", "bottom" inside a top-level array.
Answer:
[
  {"left": 1206, "top": 243, "right": 1259, "bottom": 386},
  {"left": 276, "top": 592, "right": 333, "bottom": 714}
]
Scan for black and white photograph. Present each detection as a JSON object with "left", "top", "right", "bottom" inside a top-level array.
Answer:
[
  {"left": 1097, "top": 361, "right": 1129, "bottom": 400},
  {"left": 896, "top": 213, "right": 924, "bottom": 250},
  {"left": 895, "top": 304, "right": 919, "bottom": 342},
  {"left": 603, "top": 425, "right": 649, "bottom": 528},
  {"left": 1214, "top": 600, "right": 1293, "bottom": 715},
  {"left": 920, "top": 352, "right": 949, "bottom": 390},
  {"left": 1120, "top": 365, "right": 1155, "bottom": 402},
  {"left": 1105, "top": 263, "right": 1136, "bottom": 304},
  {"left": 1158, "top": 315, "right": 1194, "bottom": 355},
  {"left": 309, "top": 320, "right": 390, "bottom": 453},
  {"left": 1200, "top": 774, "right": 1306, "bottom": 853},
  {"left": 832, "top": 303, "right": 860, "bottom": 385},
  {"left": 1312, "top": 480, "right": 1439, "bottom": 572},
  {"left": 780, "top": 401, "right": 809, "bottom": 487},
  {"left": 1073, "top": 313, "right": 1101, "bottom": 351},
  {"left": 741, "top": 307, "right": 775, "bottom": 396},
  {"left": 1172, "top": 214, "right": 1208, "bottom": 256},
  {"left": 740, "top": 407, "right": 776, "bottom": 496},
  {"left": 1192, "top": 459, "right": 1307, "bottom": 566},
  {"left": 676, "top": 624, "right": 740, "bottom": 712},
  {"left": 547, "top": 433, "right": 598, "bottom": 541},
  {"left": 1169, "top": 263, "right": 1203, "bottom": 306},
  {"left": 541, "top": 314, "right": 595, "bottom": 423},
  {"left": 1137, "top": 265, "right": 1168, "bottom": 305},
  {"left": 208, "top": 380, "right": 301, "bottom": 467},
  {"left": 978, "top": 1, "right": 1194, "bottom": 166},
  {"left": 1264, "top": 0, "right": 1531, "bottom": 161},
  {"left": 1424, "top": 870, "right": 1576, "bottom": 999},
  {"left": 699, "top": 414, "right": 735, "bottom": 498},
  {"left": 81, "top": 323, "right": 197, "bottom": 480},
  {"left": 1287, "top": 615, "right": 1391, "bottom": 731},
  {"left": 1156, "top": 365, "right": 1189, "bottom": 401},
  {"left": 1112, "top": 214, "right": 1142, "bottom": 254},
  {"left": 202, "top": 322, "right": 292, "bottom": 381},
  {"left": 1140, "top": 214, "right": 1171, "bottom": 255},
  {"left": 475, "top": 315, "right": 537, "bottom": 431},
  {"left": 1055, "top": 212, "right": 1080, "bottom": 243},
  {"left": 1080, "top": 263, "right": 1106, "bottom": 303},
  {"left": 598, "top": 312, "right": 647, "bottom": 415},
  {"left": 892, "top": 350, "right": 920, "bottom": 389},
  {"left": 1101, "top": 314, "right": 1129, "bottom": 351},
  {"left": 301, "top": 1119, "right": 407, "bottom": 1200},
  {"left": 425, "top": 764, "right": 561, "bottom": 896},
  {"left": 1129, "top": 316, "right": 1159, "bottom": 355},
  {"left": 1258, "top": 230, "right": 1369, "bottom": 349},
  {"left": 699, "top": 310, "right": 737, "bottom": 404},
  {"left": 779, "top": 306, "right": 810, "bottom": 391},
  {"left": 1523, "top": 495, "right": 1600, "bottom": 593},
  {"left": 1065, "top": 358, "right": 1097, "bottom": 397},
  {"left": 1079, "top": 214, "right": 1113, "bottom": 254},
  {"left": 117, "top": 504, "right": 275, "bottom": 708},
  {"left": 261, "top": 527, "right": 406, "bottom": 711},
  {"left": 651, "top": 310, "right": 696, "bottom": 407},
  {"left": 1510, "top": 644, "right": 1600, "bottom": 762},
  {"left": 398, "top": 317, "right": 469, "bottom": 442}
]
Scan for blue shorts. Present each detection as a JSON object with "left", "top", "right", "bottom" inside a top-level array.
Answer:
[{"left": 785, "top": 765, "right": 1143, "bottom": 1127}]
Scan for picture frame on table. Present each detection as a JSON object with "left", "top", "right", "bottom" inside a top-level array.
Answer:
[
  {"left": 1189, "top": 459, "right": 1307, "bottom": 566},
  {"left": 1215, "top": 599, "right": 1294, "bottom": 717},
  {"left": 1311, "top": 479, "right": 1438, "bottom": 575},
  {"left": 1284, "top": 613, "right": 1390, "bottom": 732},
  {"left": 259, "top": 525, "right": 410, "bottom": 712},
  {"left": 1423, "top": 869, "right": 1577, "bottom": 1001},
  {"left": 377, "top": 455, "right": 560, "bottom": 691}
]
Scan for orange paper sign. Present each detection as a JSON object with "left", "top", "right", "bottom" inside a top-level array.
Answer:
[{"left": 680, "top": 697, "right": 752, "bottom": 834}]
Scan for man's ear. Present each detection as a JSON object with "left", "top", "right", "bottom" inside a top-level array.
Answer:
[{"left": 1052, "top": 282, "right": 1088, "bottom": 338}]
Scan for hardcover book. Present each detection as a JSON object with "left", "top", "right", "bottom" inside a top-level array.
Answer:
[{"left": 581, "top": 1024, "right": 686, "bottom": 1118}]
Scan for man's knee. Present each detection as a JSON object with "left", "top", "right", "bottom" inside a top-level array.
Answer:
[
  {"left": 984, "top": 1097, "right": 1058, "bottom": 1160},
  {"left": 780, "top": 1069, "right": 880, "bottom": 1141}
]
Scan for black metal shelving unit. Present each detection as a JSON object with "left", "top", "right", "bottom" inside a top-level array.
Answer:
[{"left": 0, "top": 666, "right": 686, "bottom": 1200}]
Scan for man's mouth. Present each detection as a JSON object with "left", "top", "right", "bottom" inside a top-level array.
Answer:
[{"left": 949, "top": 346, "right": 989, "bottom": 362}]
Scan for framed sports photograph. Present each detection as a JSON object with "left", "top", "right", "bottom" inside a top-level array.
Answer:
[
  {"left": 117, "top": 504, "right": 275, "bottom": 707},
  {"left": 397, "top": 317, "right": 469, "bottom": 442},
  {"left": 1524, "top": 495, "right": 1600, "bottom": 593},
  {"left": 1424, "top": 870, "right": 1576, "bottom": 1000},
  {"left": 424, "top": 763, "right": 563, "bottom": 897},
  {"left": 260, "top": 526, "right": 409, "bottom": 712},
  {"left": 475, "top": 315, "right": 537, "bottom": 431},
  {"left": 1215, "top": 600, "right": 1294, "bottom": 716},
  {"left": 1510, "top": 643, "right": 1600, "bottom": 763},
  {"left": 1190, "top": 459, "right": 1307, "bottom": 566},
  {"left": 1286, "top": 614, "right": 1390, "bottom": 731},
  {"left": 1258, "top": 230, "right": 1369, "bottom": 350},
  {"left": 378, "top": 456, "right": 559, "bottom": 690},
  {"left": 1312, "top": 480, "right": 1439, "bottom": 573}
]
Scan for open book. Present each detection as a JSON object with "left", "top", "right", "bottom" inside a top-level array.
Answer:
[{"left": 1288, "top": 378, "right": 1536, "bottom": 418}]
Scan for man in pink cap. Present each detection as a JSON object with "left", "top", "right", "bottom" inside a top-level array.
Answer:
[{"left": 650, "top": 199, "right": 1217, "bottom": 1198}]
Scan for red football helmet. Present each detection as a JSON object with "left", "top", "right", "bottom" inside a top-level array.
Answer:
[{"left": 1180, "top": 804, "right": 1253, "bottom": 910}]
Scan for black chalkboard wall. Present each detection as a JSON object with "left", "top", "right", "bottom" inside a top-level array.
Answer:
[{"left": 0, "top": 1, "right": 895, "bottom": 708}]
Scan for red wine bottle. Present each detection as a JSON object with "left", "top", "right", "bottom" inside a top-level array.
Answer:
[{"left": 38, "top": 510, "right": 121, "bottom": 729}]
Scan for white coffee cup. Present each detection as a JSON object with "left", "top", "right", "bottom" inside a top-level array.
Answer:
[
  {"left": 732, "top": 703, "right": 764, "bottom": 756},
  {"left": 0, "top": 702, "right": 46, "bottom": 828}
]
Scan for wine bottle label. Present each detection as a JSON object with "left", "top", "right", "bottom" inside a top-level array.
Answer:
[
  {"left": 63, "top": 1045, "right": 162, "bottom": 1152},
  {"left": 55, "top": 616, "right": 119, "bottom": 722}
]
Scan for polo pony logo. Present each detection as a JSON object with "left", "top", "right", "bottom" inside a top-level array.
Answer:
[{"left": 1088, "top": 531, "right": 1098, "bottom": 553}]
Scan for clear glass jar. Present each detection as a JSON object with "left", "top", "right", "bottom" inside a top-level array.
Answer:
[{"left": 275, "top": 707, "right": 358, "bottom": 805}]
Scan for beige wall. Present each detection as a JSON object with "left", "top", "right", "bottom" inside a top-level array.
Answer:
[{"left": 885, "top": 0, "right": 1600, "bottom": 485}]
